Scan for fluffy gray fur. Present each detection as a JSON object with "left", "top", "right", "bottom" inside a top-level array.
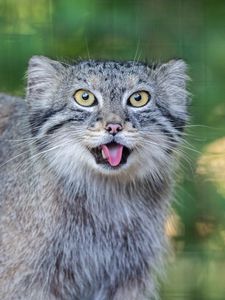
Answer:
[{"left": 0, "top": 56, "right": 189, "bottom": 300}]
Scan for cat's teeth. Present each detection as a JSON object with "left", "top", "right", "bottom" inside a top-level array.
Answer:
[{"left": 101, "top": 149, "right": 107, "bottom": 159}]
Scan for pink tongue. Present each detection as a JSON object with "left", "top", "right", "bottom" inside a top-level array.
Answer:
[{"left": 101, "top": 143, "right": 124, "bottom": 167}]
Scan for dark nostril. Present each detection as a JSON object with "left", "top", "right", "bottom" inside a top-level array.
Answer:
[{"left": 105, "top": 123, "right": 123, "bottom": 135}]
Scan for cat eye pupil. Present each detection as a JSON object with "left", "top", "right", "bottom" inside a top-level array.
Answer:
[
  {"left": 82, "top": 92, "right": 89, "bottom": 100},
  {"left": 133, "top": 93, "right": 142, "bottom": 101}
]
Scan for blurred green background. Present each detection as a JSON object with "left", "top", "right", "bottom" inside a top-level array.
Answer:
[{"left": 1, "top": 0, "right": 225, "bottom": 299}]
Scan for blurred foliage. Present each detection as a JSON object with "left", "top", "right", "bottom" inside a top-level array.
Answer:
[{"left": 0, "top": 0, "right": 225, "bottom": 299}]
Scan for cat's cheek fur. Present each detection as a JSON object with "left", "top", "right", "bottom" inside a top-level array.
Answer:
[
  {"left": 43, "top": 138, "right": 93, "bottom": 179},
  {"left": 40, "top": 127, "right": 173, "bottom": 181},
  {"left": 45, "top": 144, "right": 171, "bottom": 183}
]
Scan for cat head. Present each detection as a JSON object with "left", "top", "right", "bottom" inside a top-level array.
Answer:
[{"left": 26, "top": 56, "right": 189, "bottom": 181}]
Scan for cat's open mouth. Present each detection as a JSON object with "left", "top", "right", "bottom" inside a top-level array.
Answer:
[{"left": 91, "top": 142, "right": 131, "bottom": 168}]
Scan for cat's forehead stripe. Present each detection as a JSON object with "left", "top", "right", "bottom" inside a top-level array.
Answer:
[
  {"left": 73, "top": 60, "right": 149, "bottom": 74},
  {"left": 72, "top": 61, "right": 149, "bottom": 89}
]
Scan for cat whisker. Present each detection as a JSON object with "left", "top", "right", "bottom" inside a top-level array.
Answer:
[
  {"left": 138, "top": 138, "right": 194, "bottom": 172},
  {"left": 84, "top": 37, "right": 91, "bottom": 61},
  {"left": 132, "top": 39, "right": 141, "bottom": 64},
  {"left": 0, "top": 141, "right": 67, "bottom": 171}
]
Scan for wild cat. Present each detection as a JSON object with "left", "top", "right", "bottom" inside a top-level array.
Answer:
[{"left": 0, "top": 56, "right": 189, "bottom": 300}]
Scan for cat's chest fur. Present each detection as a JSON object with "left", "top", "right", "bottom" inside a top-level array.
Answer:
[{"left": 36, "top": 177, "right": 167, "bottom": 299}]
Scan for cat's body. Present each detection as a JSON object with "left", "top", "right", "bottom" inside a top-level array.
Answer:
[{"left": 0, "top": 57, "right": 189, "bottom": 300}]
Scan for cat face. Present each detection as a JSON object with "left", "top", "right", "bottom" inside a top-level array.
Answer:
[{"left": 27, "top": 56, "right": 188, "bottom": 180}]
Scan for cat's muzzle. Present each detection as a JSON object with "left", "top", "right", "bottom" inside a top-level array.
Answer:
[{"left": 90, "top": 142, "right": 131, "bottom": 168}]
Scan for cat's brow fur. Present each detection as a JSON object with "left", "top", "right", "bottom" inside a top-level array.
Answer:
[{"left": 0, "top": 56, "right": 189, "bottom": 300}]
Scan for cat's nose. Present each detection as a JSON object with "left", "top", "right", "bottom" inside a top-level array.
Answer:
[{"left": 105, "top": 123, "right": 123, "bottom": 135}]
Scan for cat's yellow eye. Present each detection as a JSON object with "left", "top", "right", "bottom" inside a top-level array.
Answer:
[
  {"left": 73, "top": 89, "right": 96, "bottom": 107},
  {"left": 128, "top": 91, "right": 150, "bottom": 108}
]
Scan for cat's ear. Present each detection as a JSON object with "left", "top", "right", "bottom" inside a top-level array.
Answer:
[
  {"left": 155, "top": 59, "right": 190, "bottom": 109},
  {"left": 26, "top": 56, "right": 65, "bottom": 105},
  {"left": 157, "top": 59, "right": 188, "bottom": 84}
]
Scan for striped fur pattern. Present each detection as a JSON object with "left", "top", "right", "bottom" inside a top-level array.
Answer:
[{"left": 0, "top": 56, "right": 189, "bottom": 299}]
